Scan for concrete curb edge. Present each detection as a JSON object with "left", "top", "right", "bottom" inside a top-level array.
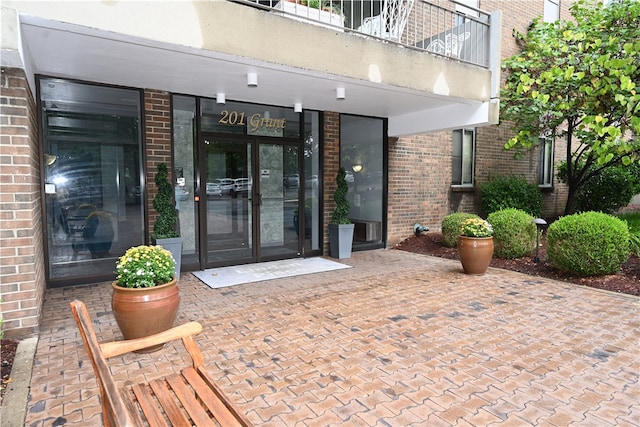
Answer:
[{"left": 1, "top": 336, "right": 38, "bottom": 427}]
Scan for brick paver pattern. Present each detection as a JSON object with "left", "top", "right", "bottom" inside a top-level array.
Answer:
[{"left": 26, "top": 250, "right": 639, "bottom": 426}]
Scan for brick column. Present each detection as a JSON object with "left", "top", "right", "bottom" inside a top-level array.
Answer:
[
  {"left": 0, "top": 68, "right": 46, "bottom": 338},
  {"left": 322, "top": 112, "right": 340, "bottom": 255},
  {"left": 143, "top": 89, "right": 172, "bottom": 241}
]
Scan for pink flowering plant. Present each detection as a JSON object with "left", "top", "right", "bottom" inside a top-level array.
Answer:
[
  {"left": 460, "top": 218, "right": 494, "bottom": 238},
  {"left": 115, "top": 245, "right": 175, "bottom": 288}
]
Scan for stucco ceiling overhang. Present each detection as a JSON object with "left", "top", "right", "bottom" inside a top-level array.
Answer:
[{"left": 15, "top": 13, "right": 495, "bottom": 137}]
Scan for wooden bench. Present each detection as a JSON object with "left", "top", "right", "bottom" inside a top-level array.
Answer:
[{"left": 70, "top": 300, "right": 253, "bottom": 427}]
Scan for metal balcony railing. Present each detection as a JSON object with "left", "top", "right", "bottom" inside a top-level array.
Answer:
[{"left": 232, "top": 0, "right": 492, "bottom": 68}]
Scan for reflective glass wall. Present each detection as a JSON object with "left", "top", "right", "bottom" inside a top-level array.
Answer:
[
  {"left": 172, "top": 95, "right": 199, "bottom": 268},
  {"left": 340, "top": 115, "right": 385, "bottom": 249},
  {"left": 41, "top": 78, "right": 144, "bottom": 285}
]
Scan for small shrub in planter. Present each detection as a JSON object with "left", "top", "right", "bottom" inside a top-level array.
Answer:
[
  {"left": 547, "top": 212, "right": 630, "bottom": 276},
  {"left": 480, "top": 174, "right": 542, "bottom": 217},
  {"left": 441, "top": 212, "right": 480, "bottom": 247},
  {"left": 487, "top": 208, "right": 536, "bottom": 259}
]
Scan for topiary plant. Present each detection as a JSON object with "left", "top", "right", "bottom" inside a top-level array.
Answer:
[
  {"left": 487, "top": 208, "right": 536, "bottom": 259},
  {"left": 153, "top": 163, "right": 179, "bottom": 239},
  {"left": 441, "top": 212, "right": 480, "bottom": 247},
  {"left": 547, "top": 212, "right": 630, "bottom": 276},
  {"left": 480, "top": 174, "right": 542, "bottom": 217},
  {"left": 331, "top": 167, "right": 351, "bottom": 225}
]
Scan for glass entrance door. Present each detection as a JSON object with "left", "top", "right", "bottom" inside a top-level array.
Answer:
[{"left": 203, "top": 137, "right": 301, "bottom": 267}]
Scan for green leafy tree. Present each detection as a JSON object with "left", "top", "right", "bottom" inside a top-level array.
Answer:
[{"left": 501, "top": 0, "right": 640, "bottom": 215}]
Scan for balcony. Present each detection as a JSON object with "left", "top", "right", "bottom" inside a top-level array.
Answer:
[
  {"left": 235, "top": 0, "right": 493, "bottom": 68},
  {"left": 5, "top": 0, "right": 500, "bottom": 136}
]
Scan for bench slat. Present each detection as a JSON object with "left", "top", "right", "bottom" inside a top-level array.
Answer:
[
  {"left": 183, "top": 367, "right": 246, "bottom": 427},
  {"left": 131, "top": 383, "right": 170, "bottom": 427},
  {"left": 149, "top": 377, "right": 193, "bottom": 426},
  {"left": 166, "top": 374, "right": 217, "bottom": 427}
]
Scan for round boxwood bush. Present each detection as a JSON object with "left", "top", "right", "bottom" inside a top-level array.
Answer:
[
  {"left": 547, "top": 212, "right": 630, "bottom": 276},
  {"left": 441, "top": 212, "right": 480, "bottom": 247},
  {"left": 480, "top": 175, "right": 542, "bottom": 217},
  {"left": 487, "top": 208, "right": 536, "bottom": 259}
]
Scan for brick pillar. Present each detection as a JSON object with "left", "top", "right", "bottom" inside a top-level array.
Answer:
[
  {"left": 322, "top": 112, "right": 340, "bottom": 255},
  {"left": 144, "top": 89, "right": 172, "bottom": 241},
  {"left": 0, "top": 68, "right": 46, "bottom": 338}
]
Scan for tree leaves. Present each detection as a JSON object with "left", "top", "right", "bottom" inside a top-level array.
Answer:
[{"left": 500, "top": 0, "right": 640, "bottom": 213}]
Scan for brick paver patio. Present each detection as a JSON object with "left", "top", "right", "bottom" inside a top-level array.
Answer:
[{"left": 25, "top": 250, "right": 639, "bottom": 426}]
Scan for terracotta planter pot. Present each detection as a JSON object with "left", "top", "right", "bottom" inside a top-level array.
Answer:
[
  {"left": 111, "top": 277, "right": 180, "bottom": 352},
  {"left": 458, "top": 236, "right": 494, "bottom": 275}
]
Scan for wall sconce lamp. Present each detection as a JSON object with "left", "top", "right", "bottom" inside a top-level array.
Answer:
[
  {"left": 247, "top": 72, "right": 258, "bottom": 87},
  {"left": 216, "top": 93, "right": 226, "bottom": 104},
  {"left": 336, "top": 87, "right": 346, "bottom": 100},
  {"left": 294, "top": 103, "right": 303, "bottom": 113},
  {"left": 45, "top": 154, "right": 57, "bottom": 166},
  {"left": 352, "top": 164, "right": 363, "bottom": 173}
]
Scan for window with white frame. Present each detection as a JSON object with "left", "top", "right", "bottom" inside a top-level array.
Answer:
[
  {"left": 455, "top": 0, "right": 479, "bottom": 25},
  {"left": 452, "top": 129, "right": 476, "bottom": 186},
  {"left": 538, "top": 138, "right": 554, "bottom": 187},
  {"left": 543, "top": 0, "right": 560, "bottom": 22}
]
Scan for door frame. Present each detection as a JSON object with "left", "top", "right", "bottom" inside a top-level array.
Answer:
[{"left": 197, "top": 134, "right": 304, "bottom": 269}]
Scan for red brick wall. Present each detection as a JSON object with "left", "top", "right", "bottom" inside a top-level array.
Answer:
[
  {"left": 144, "top": 89, "right": 173, "bottom": 240},
  {"left": 0, "top": 68, "right": 46, "bottom": 338},
  {"left": 387, "top": 133, "right": 456, "bottom": 244},
  {"left": 322, "top": 112, "right": 340, "bottom": 254},
  {"left": 386, "top": 0, "right": 576, "bottom": 247}
]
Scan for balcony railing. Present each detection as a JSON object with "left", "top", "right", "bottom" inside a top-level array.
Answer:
[{"left": 232, "top": 0, "right": 492, "bottom": 68}]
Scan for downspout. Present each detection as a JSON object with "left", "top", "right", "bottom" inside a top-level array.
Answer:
[{"left": 488, "top": 9, "right": 502, "bottom": 124}]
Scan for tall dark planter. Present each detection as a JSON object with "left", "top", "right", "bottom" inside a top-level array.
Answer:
[
  {"left": 458, "top": 236, "right": 494, "bottom": 275},
  {"left": 111, "top": 277, "right": 180, "bottom": 352},
  {"left": 329, "top": 223, "right": 355, "bottom": 259}
]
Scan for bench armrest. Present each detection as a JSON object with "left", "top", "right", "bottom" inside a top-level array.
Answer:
[{"left": 100, "top": 322, "right": 203, "bottom": 358}]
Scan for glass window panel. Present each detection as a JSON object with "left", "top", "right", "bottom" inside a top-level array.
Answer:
[
  {"left": 340, "top": 115, "right": 384, "bottom": 247},
  {"left": 303, "top": 111, "right": 321, "bottom": 252},
  {"left": 41, "top": 78, "right": 143, "bottom": 284},
  {"left": 452, "top": 129, "right": 475, "bottom": 186},
  {"left": 461, "top": 130, "right": 475, "bottom": 185},
  {"left": 538, "top": 138, "right": 554, "bottom": 187},
  {"left": 173, "top": 95, "right": 198, "bottom": 265},
  {"left": 544, "top": 0, "right": 560, "bottom": 22}
]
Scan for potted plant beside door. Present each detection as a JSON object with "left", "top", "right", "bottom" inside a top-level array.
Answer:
[
  {"left": 111, "top": 244, "right": 179, "bottom": 352},
  {"left": 329, "top": 167, "right": 355, "bottom": 259},
  {"left": 152, "top": 163, "right": 183, "bottom": 279}
]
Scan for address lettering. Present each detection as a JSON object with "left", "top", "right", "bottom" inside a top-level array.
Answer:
[{"left": 219, "top": 110, "right": 286, "bottom": 132}]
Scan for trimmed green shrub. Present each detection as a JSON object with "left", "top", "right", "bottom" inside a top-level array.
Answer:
[
  {"left": 480, "top": 175, "right": 542, "bottom": 217},
  {"left": 487, "top": 208, "right": 537, "bottom": 259},
  {"left": 617, "top": 212, "right": 640, "bottom": 256},
  {"left": 547, "top": 212, "right": 630, "bottom": 276},
  {"left": 441, "top": 212, "right": 480, "bottom": 247}
]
